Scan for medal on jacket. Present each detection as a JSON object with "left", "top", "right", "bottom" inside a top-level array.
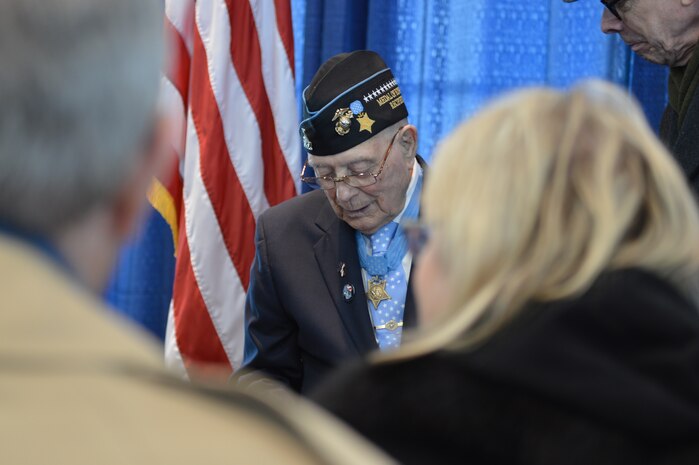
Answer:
[{"left": 367, "top": 276, "right": 391, "bottom": 309}]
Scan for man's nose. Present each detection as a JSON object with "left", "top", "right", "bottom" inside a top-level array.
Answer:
[
  {"left": 601, "top": 8, "right": 623, "bottom": 34},
  {"left": 334, "top": 180, "right": 357, "bottom": 203}
]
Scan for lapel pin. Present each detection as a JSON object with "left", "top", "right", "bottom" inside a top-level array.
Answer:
[
  {"left": 342, "top": 283, "right": 355, "bottom": 303},
  {"left": 338, "top": 262, "right": 346, "bottom": 278}
]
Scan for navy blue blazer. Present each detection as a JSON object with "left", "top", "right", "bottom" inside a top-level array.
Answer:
[{"left": 242, "top": 156, "right": 427, "bottom": 394}]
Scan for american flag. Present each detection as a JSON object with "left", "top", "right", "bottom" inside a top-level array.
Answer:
[{"left": 154, "top": 0, "right": 300, "bottom": 378}]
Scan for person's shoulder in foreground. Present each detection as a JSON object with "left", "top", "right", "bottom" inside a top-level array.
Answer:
[
  {"left": 0, "top": 235, "right": 392, "bottom": 465},
  {"left": 314, "top": 269, "right": 699, "bottom": 465},
  {"left": 313, "top": 80, "right": 699, "bottom": 464}
]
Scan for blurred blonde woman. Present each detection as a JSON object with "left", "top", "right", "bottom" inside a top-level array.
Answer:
[{"left": 313, "top": 80, "right": 699, "bottom": 465}]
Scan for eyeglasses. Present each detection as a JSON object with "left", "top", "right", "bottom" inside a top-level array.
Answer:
[
  {"left": 300, "top": 126, "right": 406, "bottom": 190},
  {"left": 601, "top": 0, "right": 622, "bottom": 20},
  {"left": 402, "top": 219, "right": 430, "bottom": 258}
]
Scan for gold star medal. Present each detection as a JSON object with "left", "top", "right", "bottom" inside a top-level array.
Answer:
[
  {"left": 367, "top": 276, "right": 391, "bottom": 309},
  {"left": 356, "top": 112, "right": 375, "bottom": 133},
  {"left": 349, "top": 100, "right": 374, "bottom": 133}
]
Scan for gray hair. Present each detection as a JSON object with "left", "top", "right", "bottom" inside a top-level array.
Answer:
[{"left": 0, "top": 0, "right": 164, "bottom": 234}]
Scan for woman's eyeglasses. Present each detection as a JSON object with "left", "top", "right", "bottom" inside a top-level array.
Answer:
[{"left": 402, "top": 220, "right": 431, "bottom": 258}]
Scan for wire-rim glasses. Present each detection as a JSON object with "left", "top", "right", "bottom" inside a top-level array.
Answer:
[{"left": 300, "top": 125, "right": 406, "bottom": 190}]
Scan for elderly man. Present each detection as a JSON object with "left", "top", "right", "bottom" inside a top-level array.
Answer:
[
  {"left": 243, "top": 50, "right": 426, "bottom": 394},
  {"left": 567, "top": 0, "right": 699, "bottom": 194},
  {"left": 0, "top": 1, "right": 391, "bottom": 463}
]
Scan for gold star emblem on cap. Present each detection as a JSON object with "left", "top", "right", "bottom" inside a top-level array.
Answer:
[
  {"left": 367, "top": 276, "right": 391, "bottom": 309},
  {"left": 356, "top": 112, "right": 375, "bottom": 133}
]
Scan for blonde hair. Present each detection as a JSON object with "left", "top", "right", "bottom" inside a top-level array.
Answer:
[{"left": 386, "top": 80, "right": 699, "bottom": 360}]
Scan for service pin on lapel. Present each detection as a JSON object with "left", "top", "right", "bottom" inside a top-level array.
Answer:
[{"left": 342, "top": 283, "right": 355, "bottom": 303}]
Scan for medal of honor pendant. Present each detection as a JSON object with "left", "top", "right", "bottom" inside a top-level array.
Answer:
[{"left": 367, "top": 276, "right": 391, "bottom": 309}]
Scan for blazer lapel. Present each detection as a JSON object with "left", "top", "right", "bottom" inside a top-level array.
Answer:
[
  {"left": 314, "top": 204, "right": 378, "bottom": 354},
  {"left": 403, "top": 272, "right": 418, "bottom": 329}
]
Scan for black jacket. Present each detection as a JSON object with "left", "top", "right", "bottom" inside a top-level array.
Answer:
[
  {"left": 313, "top": 269, "right": 699, "bottom": 464},
  {"left": 660, "top": 86, "right": 699, "bottom": 197}
]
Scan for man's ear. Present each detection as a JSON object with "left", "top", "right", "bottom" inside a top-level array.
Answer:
[
  {"left": 110, "top": 114, "right": 171, "bottom": 242},
  {"left": 399, "top": 124, "right": 418, "bottom": 160}
]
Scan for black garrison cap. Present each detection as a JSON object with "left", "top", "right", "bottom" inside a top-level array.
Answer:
[{"left": 299, "top": 50, "right": 409, "bottom": 156}]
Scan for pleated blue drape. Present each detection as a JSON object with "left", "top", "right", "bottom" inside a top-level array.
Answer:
[
  {"left": 105, "top": 207, "right": 174, "bottom": 340},
  {"left": 294, "top": 0, "right": 668, "bottom": 159},
  {"left": 108, "top": 0, "right": 670, "bottom": 341}
]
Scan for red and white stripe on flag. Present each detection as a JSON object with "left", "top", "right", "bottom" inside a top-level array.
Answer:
[{"left": 157, "top": 0, "right": 300, "bottom": 379}]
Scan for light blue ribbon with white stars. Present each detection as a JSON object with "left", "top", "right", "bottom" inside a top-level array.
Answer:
[
  {"left": 355, "top": 172, "right": 422, "bottom": 350},
  {"left": 355, "top": 173, "right": 422, "bottom": 276}
]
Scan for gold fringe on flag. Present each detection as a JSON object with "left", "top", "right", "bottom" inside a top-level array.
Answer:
[{"left": 148, "top": 178, "right": 178, "bottom": 256}]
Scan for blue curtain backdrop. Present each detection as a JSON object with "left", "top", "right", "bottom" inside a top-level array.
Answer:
[
  {"left": 105, "top": 206, "right": 174, "bottom": 340},
  {"left": 294, "top": 0, "right": 668, "bottom": 157},
  {"left": 107, "top": 0, "right": 669, "bottom": 341}
]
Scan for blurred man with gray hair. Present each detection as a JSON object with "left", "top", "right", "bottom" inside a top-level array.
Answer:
[
  {"left": 0, "top": 1, "right": 392, "bottom": 464},
  {"left": 566, "top": 0, "right": 699, "bottom": 195}
]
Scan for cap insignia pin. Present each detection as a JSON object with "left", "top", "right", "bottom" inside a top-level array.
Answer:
[
  {"left": 349, "top": 100, "right": 374, "bottom": 133},
  {"left": 349, "top": 100, "right": 364, "bottom": 115},
  {"left": 301, "top": 127, "right": 313, "bottom": 151},
  {"left": 332, "top": 108, "right": 354, "bottom": 136},
  {"left": 356, "top": 112, "right": 375, "bottom": 133}
]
